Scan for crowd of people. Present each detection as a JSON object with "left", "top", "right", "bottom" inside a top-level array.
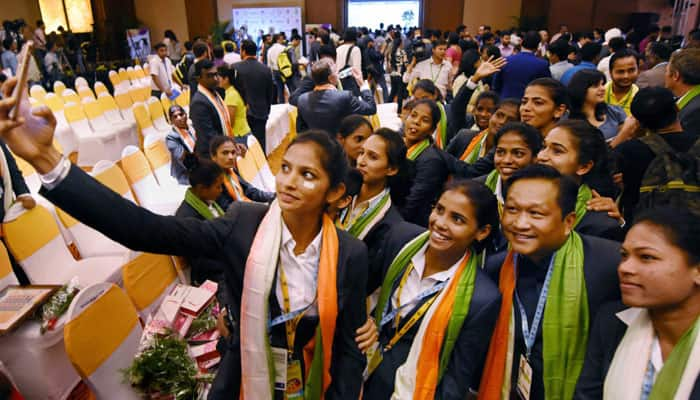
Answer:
[{"left": 0, "top": 16, "right": 699, "bottom": 400}]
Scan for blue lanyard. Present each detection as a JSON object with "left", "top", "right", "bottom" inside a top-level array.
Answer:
[
  {"left": 640, "top": 360, "right": 655, "bottom": 400},
  {"left": 379, "top": 280, "right": 449, "bottom": 328},
  {"left": 514, "top": 253, "right": 556, "bottom": 359},
  {"left": 268, "top": 303, "right": 313, "bottom": 329}
]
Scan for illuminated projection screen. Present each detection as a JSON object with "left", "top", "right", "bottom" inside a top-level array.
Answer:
[
  {"left": 232, "top": 7, "right": 303, "bottom": 39},
  {"left": 347, "top": 1, "right": 420, "bottom": 30}
]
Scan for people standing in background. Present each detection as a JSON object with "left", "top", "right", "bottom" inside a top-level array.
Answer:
[
  {"left": 560, "top": 42, "right": 602, "bottom": 86},
  {"left": 550, "top": 24, "right": 569, "bottom": 43},
  {"left": 32, "top": 20, "right": 45, "bottom": 51},
  {"left": 366, "top": 37, "right": 389, "bottom": 103},
  {"left": 150, "top": 43, "right": 175, "bottom": 98},
  {"left": 163, "top": 30, "right": 182, "bottom": 63},
  {"left": 0, "top": 39, "right": 16, "bottom": 75},
  {"left": 445, "top": 32, "right": 462, "bottom": 69},
  {"left": 222, "top": 41, "right": 240, "bottom": 65},
  {"left": 598, "top": 34, "right": 625, "bottom": 82},
  {"left": 638, "top": 25, "right": 660, "bottom": 54},
  {"left": 537, "top": 30, "right": 549, "bottom": 57},
  {"left": 492, "top": 31, "right": 551, "bottom": 99},
  {"left": 190, "top": 60, "right": 230, "bottom": 156},
  {"left": 604, "top": 50, "right": 640, "bottom": 116},
  {"left": 336, "top": 28, "right": 363, "bottom": 72},
  {"left": 567, "top": 69, "right": 626, "bottom": 140},
  {"left": 498, "top": 30, "right": 514, "bottom": 58},
  {"left": 266, "top": 34, "right": 287, "bottom": 104},
  {"left": 187, "top": 41, "right": 210, "bottom": 94},
  {"left": 637, "top": 41, "right": 671, "bottom": 89},
  {"left": 212, "top": 45, "right": 225, "bottom": 68},
  {"left": 664, "top": 48, "right": 700, "bottom": 135},
  {"left": 403, "top": 39, "right": 451, "bottom": 99},
  {"left": 548, "top": 39, "right": 573, "bottom": 81},
  {"left": 233, "top": 40, "right": 275, "bottom": 151}
]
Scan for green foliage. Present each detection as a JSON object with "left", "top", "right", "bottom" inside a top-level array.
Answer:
[
  {"left": 210, "top": 20, "right": 231, "bottom": 45},
  {"left": 123, "top": 332, "right": 212, "bottom": 399},
  {"left": 187, "top": 303, "right": 217, "bottom": 339}
]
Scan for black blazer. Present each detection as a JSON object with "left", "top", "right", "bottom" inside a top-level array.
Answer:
[
  {"left": 0, "top": 141, "right": 30, "bottom": 222},
  {"left": 190, "top": 91, "right": 224, "bottom": 157},
  {"left": 400, "top": 145, "right": 449, "bottom": 227},
  {"left": 445, "top": 129, "right": 480, "bottom": 160},
  {"left": 296, "top": 89, "right": 377, "bottom": 135},
  {"left": 576, "top": 210, "right": 624, "bottom": 242},
  {"left": 484, "top": 234, "right": 621, "bottom": 400},
  {"left": 446, "top": 147, "right": 496, "bottom": 179},
  {"left": 575, "top": 301, "right": 700, "bottom": 399},
  {"left": 288, "top": 76, "right": 315, "bottom": 106},
  {"left": 215, "top": 173, "right": 276, "bottom": 210},
  {"left": 447, "top": 81, "right": 477, "bottom": 144},
  {"left": 232, "top": 59, "right": 274, "bottom": 120},
  {"left": 363, "top": 226, "right": 501, "bottom": 399},
  {"left": 363, "top": 205, "right": 405, "bottom": 294},
  {"left": 679, "top": 94, "right": 700, "bottom": 137},
  {"left": 40, "top": 166, "right": 368, "bottom": 400},
  {"left": 173, "top": 200, "right": 229, "bottom": 285}
]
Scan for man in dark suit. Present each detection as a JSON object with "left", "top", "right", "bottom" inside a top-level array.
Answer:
[
  {"left": 232, "top": 40, "right": 275, "bottom": 151},
  {"left": 186, "top": 41, "right": 210, "bottom": 94},
  {"left": 295, "top": 58, "right": 376, "bottom": 135},
  {"left": 493, "top": 31, "right": 551, "bottom": 99},
  {"left": 189, "top": 59, "right": 226, "bottom": 157},
  {"left": 482, "top": 165, "right": 621, "bottom": 400},
  {"left": 0, "top": 139, "right": 36, "bottom": 284},
  {"left": 289, "top": 44, "right": 336, "bottom": 106},
  {"left": 665, "top": 48, "right": 700, "bottom": 135}
]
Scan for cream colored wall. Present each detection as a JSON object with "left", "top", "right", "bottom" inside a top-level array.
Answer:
[
  {"left": 4, "top": 0, "right": 42, "bottom": 28},
  {"left": 133, "top": 0, "right": 189, "bottom": 43},
  {"left": 463, "top": 0, "right": 522, "bottom": 32},
  {"left": 217, "top": 0, "right": 304, "bottom": 23}
]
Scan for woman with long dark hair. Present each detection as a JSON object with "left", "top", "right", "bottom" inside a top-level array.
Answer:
[{"left": 567, "top": 69, "right": 627, "bottom": 140}]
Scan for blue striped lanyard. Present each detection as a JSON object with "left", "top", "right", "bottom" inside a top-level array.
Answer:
[
  {"left": 640, "top": 360, "right": 655, "bottom": 400},
  {"left": 514, "top": 253, "right": 556, "bottom": 359},
  {"left": 379, "top": 280, "right": 448, "bottom": 328}
]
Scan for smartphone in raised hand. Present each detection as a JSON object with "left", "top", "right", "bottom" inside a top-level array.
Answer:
[{"left": 9, "top": 40, "right": 34, "bottom": 121}]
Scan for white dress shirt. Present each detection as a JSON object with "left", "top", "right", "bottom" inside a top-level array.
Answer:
[
  {"left": 150, "top": 55, "right": 174, "bottom": 92},
  {"left": 275, "top": 222, "right": 323, "bottom": 317},
  {"left": 403, "top": 57, "right": 452, "bottom": 99},
  {"left": 267, "top": 43, "right": 285, "bottom": 71},
  {"left": 391, "top": 242, "right": 463, "bottom": 318},
  {"left": 223, "top": 51, "right": 241, "bottom": 65}
]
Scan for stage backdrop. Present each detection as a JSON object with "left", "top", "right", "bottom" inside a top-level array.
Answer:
[{"left": 232, "top": 6, "right": 303, "bottom": 41}]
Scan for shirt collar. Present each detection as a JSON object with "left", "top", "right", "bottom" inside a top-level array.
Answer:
[
  {"left": 281, "top": 220, "right": 323, "bottom": 256},
  {"left": 353, "top": 188, "right": 389, "bottom": 211},
  {"left": 411, "top": 241, "right": 464, "bottom": 283}
]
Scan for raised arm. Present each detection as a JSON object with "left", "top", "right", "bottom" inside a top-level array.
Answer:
[{"left": 0, "top": 78, "right": 233, "bottom": 259}]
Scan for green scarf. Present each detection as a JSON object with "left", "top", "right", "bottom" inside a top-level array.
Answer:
[
  {"left": 436, "top": 103, "right": 448, "bottom": 149},
  {"left": 542, "top": 231, "right": 589, "bottom": 400},
  {"left": 345, "top": 190, "right": 391, "bottom": 239},
  {"left": 184, "top": 188, "right": 224, "bottom": 220},
  {"left": 677, "top": 85, "right": 700, "bottom": 110},
  {"left": 484, "top": 170, "right": 499, "bottom": 193},
  {"left": 649, "top": 316, "right": 700, "bottom": 399},
  {"left": 407, "top": 139, "right": 431, "bottom": 161},
  {"left": 374, "top": 231, "right": 478, "bottom": 379},
  {"left": 574, "top": 184, "right": 592, "bottom": 227}
]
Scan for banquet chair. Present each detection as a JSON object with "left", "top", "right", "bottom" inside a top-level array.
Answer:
[
  {"left": 147, "top": 96, "right": 171, "bottom": 131},
  {"left": 61, "top": 88, "right": 81, "bottom": 105},
  {"left": 64, "top": 283, "right": 141, "bottom": 399},
  {"left": 83, "top": 97, "right": 137, "bottom": 150},
  {"left": 74, "top": 76, "right": 89, "bottom": 89},
  {"left": 94, "top": 81, "right": 109, "bottom": 97},
  {"left": 92, "top": 160, "right": 139, "bottom": 203},
  {"left": 114, "top": 88, "right": 137, "bottom": 124},
  {"left": 121, "top": 252, "right": 179, "bottom": 320},
  {"left": 44, "top": 93, "right": 79, "bottom": 156},
  {"left": 54, "top": 205, "right": 130, "bottom": 259},
  {"left": 245, "top": 134, "right": 276, "bottom": 192},
  {"left": 2, "top": 204, "right": 126, "bottom": 285},
  {"left": 77, "top": 86, "right": 96, "bottom": 101},
  {"left": 159, "top": 92, "right": 173, "bottom": 118},
  {"left": 29, "top": 84, "right": 47, "bottom": 103},
  {"left": 143, "top": 134, "right": 186, "bottom": 191},
  {"left": 0, "top": 241, "right": 18, "bottom": 291},
  {"left": 119, "top": 146, "right": 181, "bottom": 215},
  {"left": 132, "top": 101, "right": 167, "bottom": 140},
  {"left": 64, "top": 101, "right": 120, "bottom": 165},
  {"left": 118, "top": 68, "right": 131, "bottom": 85},
  {"left": 53, "top": 80, "right": 66, "bottom": 96}
]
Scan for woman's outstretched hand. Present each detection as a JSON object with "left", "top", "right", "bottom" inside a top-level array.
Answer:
[{"left": 0, "top": 78, "right": 62, "bottom": 174}]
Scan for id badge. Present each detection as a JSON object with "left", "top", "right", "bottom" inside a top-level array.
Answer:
[
  {"left": 286, "top": 359, "right": 304, "bottom": 399},
  {"left": 272, "top": 347, "right": 288, "bottom": 392},
  {"left": 363, "top": 342, "right": 383, "bottom": 381},
  {"left": 516, "top": 355, "right": 532, "bottom": 400}
]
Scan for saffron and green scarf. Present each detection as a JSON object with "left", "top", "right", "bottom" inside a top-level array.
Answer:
[
  {"left": 434, "top": 103, "right": 448, "bottom": 149},
  {"left": 478, "top": 232, "right": 588, "bottom": 400},
  {"left": 407, "top": 139, "right": 431, "bottom": 161}
]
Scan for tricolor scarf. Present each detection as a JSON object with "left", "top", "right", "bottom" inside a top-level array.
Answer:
[
  {"left": 184, "top": 188, "right": 224, "bottom": 220},
  {"left": 197, "top": 84, "right": 233, "bottom": 136},
  {"left": 224, "top": 170, "right": 250, "bottom": 202},
  {"left": 484, "top": 170, "right": 504, "bottom": 216},
  {"left": 338, "top": 189, "right": 392, "bottom": 240},
  {"left": 574, "top": 184, "right": 592, "bottom": 228},
  {"left": 174, "top": 126, "right": 196, "bottom": 153},
  {"left": 460, "top": 129, "right": 489, "bottom": 163},
  {"left": 240, "top": 200, "right": 338, "bottom": 399},
  {"left": 374, "top": 232, "right": 478, "bottom": 399},
  {"left": 478, "top": 232, "right": 588, "bottom": 400},
  {"left": 434, "top": 103, "right": 448, "bottom": 150},
  {"left": 407, "top": 139, "right": 430, "bottom": 161},
  {"left": 677, "top": 84, "right": 700, "bottom": 110},
  {"left": 604, "top": 309, "right": 700, "bottom": 400}
]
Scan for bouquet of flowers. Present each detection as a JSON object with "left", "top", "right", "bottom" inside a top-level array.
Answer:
[
  {"left": 123, "top": 330, "right": 213, "bottom": 400},
  {"left": 37, "top": 277, "right": 79, "bottom": 334}
]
